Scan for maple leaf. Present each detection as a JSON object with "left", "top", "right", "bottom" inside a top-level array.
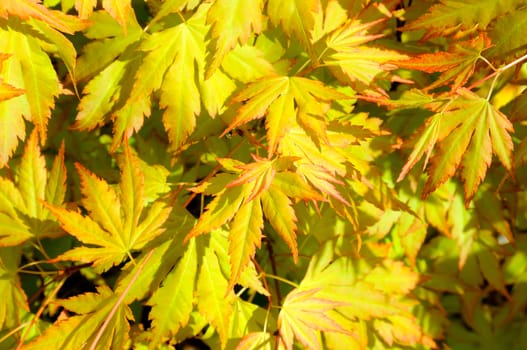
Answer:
[
  {"left": 102, "top": 0, "right": 135, "bottom": 33},
  {"left": 148, "top": 239, "right": 198, "bottom": 348},
  {"left": 75, "top": 0, "right": 97, "bottom": 19},
  {"left": 487, "top": 6, "right": 527, "bottom": 59},
  {"left": 319, "top": 18, "right": 407, "bottom": 90},
  {"left": 227, "top": 197, "right": 264, "bottom": 290},
  {"left": 267, "top": 0, "right": 320, "bottom": 48},
  {"left": 261, "top": 185, "right": 299, "bottom": 262},
  {"left": 220, "top": 45, "right": 276, "bottom": 83},
  {"left": 417, "top": 89, "right": 513, "bottom": 203},
  {"left": 205, "top": 0, "right": 264, "bottom": 78},
  {"left": 0, "top": 19, "right": 62, "bottom": 165},
  {"left": 0, "top": 131, "right": 66, "bottom": 246},
  {"left": 403, "top": 0, "right": 523, "bottom": 39},
  {"left": 22, "top": 286, "right": 133, "bottom": 350},
  {"left": 197, "top": 238, "right": 236, "bottom": 348},
  {"left": 226, "top": 154, "right": 280, "bottom": 201},
  {"left": 110, "top": 5, "right": 208, "bottom": 151},
  {"left": 0, "top": 54, "right": 24, "bottom": 102},
  {"left": 0, "top": 247, "right": 28, "bottom": 331},
  {"left": 224, "top": 76, "right": 347, "bottom": 155},
  {"left": 45, "top": 143, "right": 172, "bottom": 272},
  {"left": 394, "top": 33, "right": 491, "bottom": 91},
  {"left": 0, "top": 0, "right": 87, "bottom": 34},
  {"left": 74, "top": 11, "right": 142, "bottom": 82},
  {"left": 278, "top": 287, "right": 352, "bottom": 350}
]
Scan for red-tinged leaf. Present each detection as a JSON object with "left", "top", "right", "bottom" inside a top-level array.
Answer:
[
  {"left": 0, "top": 78, "right": 24, "bottom": 101},
  {"left": 149, "top": 239, "right": 197, "bottom": 347},
  {"left": 76, "top": 163, "right": 123, "bottom": 238},
  {"left": 394, "top": 34, "right": 490, "bottom": 91},
  {"left": 418, "top": 90, "right": 513, "bottom": 202},
  {"left": 197, "top": 244, "right": 235, "bottom": 347},
  {"left": 261, "top": 186, "right": 298, "bottom": 262},
  {"left": 278, "top": 288, "right": 352, "bottom": 350},
  {"left": 205, "top": 0, "right": 264, "bottom": 77},
  {"left": 102, "top": 0, "right": 135, "bottom": 33},
  {"left": 460, "top": 105, "right": 492, "bottom": 203},
  {"left": 227, "top": 155, "right": 276, "bottom": 201},
  {"left": 75, "top": 0, "right": 97, "bottom": 19},
  {"left": 298, "top": 163, "right": 349, "bottom": 205},
  {"left": 185, "top": 185, "right": 247, "bottom": 241},
  {"left": 228, "top": 198, "right": 264, "bottom": 290},
  {"left": 1, "top": 0, "right": 87, "bottom": 34}
]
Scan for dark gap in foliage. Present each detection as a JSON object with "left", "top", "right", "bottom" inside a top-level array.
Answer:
[
  {"left": 186, "top": 191, "right": 213, "bottom": 219},
  {"left": 57, "top": 271, "right": 97, "bottom": 299},
  {"left": 175, "top": 337, "right": 211, "bottom": 350},
  {"left": 140, "top": 304, "right": 152, "bottom": 329}
]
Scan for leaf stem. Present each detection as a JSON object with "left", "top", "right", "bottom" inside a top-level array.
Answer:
[
  {"left": 16, "top": 279, "right": 65, "bottom": 350},
  {"left": 88, "top": 249, "right": 154, "bottom": 350},
  {"left": 263, "top": 273, "right": 299, "bottom": 289},
  {"left": 0, "top": 322, "right": 29, "bottom": 345}
]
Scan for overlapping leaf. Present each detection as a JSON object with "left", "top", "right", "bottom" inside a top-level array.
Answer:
[
  {"left": 223, "top": 76, "right": 348, "bottom": 155},
  {"left": 395, "top": 34, "right": 490, "bottom": 91},
  {"left": 45, "top": 143, "right": 172, "bottom": 272},
  {"left": 403, "top": 0, "right": 524, "bottom": 39},
  {"left": 0, "top": 131, "right": 66, "bottom": 246},
  {"left": 22, "top": 286, "right": 132, "bottom": 350},
  {"left": 398, "top": 89, "right": 513, "bottom": 204},
  {"left": 205, "top": 0, "right": 263, "bottom": 77},
  {"left": 319, "top": 18, "right": 407, "bottom": 90}
]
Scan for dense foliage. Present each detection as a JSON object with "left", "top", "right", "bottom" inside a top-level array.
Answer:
[{"left": 1, "top": 0, "right": 527, "bottom": 349}]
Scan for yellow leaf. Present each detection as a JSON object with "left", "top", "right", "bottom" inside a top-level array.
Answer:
[
  {"left": 197, "top": 243, "right": 235, "bottom": 347},
  {"left": 228, "top": 198, "right": 264, "bottom": 289},
  {"left": 75, "top": 0, "right": 97, "bottom": 19},
  {"left": 205, "top": 0, "right": 264, "bottom": 77},
  {"left": 278, "top": 288, "right": 352, "bottom": 350},
  {"left": 102, "top": 0, "right": 135, "bottom": 33},
  {"left": 261, "top": 186, "right": 298, "bottom": 262}
]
